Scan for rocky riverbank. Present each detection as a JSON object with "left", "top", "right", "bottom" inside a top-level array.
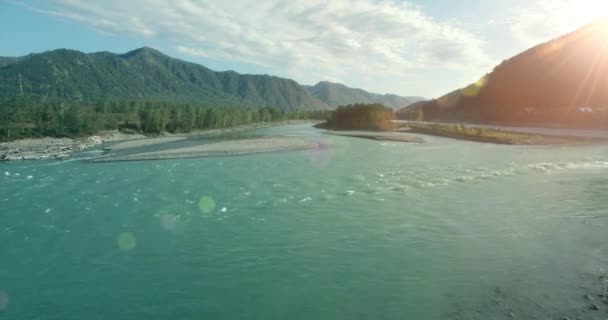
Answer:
[
  {"left": 0, "top": 131, "right": 145, "bottom": 161},
  {"left": 0, "top": 121, "right": 320, "bottom": 161}
]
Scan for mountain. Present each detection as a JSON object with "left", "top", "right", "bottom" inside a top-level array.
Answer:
[
  {"left": 0, "top": 57, "right": 24, "bottom": 67},
  {"left": 305, "top": 81, "right": 424, "bottom": 110},
  {"left": 0, "top": 47, "right": 327, "bottom": 111},
  {"left": 400, "top": 19, "right": 608, "bottom": 127}
]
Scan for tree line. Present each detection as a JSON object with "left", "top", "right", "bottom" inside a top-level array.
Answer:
[
  {"left": 0, "top": 97, "right": 331, "bottom": 141},
  {"left": 322, "top": 103, "right": 396, "bottom": 131}
]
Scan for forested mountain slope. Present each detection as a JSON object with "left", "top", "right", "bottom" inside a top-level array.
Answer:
[
  {"left": 0, "top": 47, "right": 327, "bottom": 111},
  {"left": 400, "top": 19, "right": 608, "bottom": 128}
]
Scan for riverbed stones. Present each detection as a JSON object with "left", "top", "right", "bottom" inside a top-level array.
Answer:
[{"left": 0, "top": 130, "right": 145, "bottom": 161}]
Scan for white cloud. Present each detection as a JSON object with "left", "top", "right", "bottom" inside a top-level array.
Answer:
[
  {"left": 510, "top": 0, "right": 608, "bottom": 47},
  {"left": 25, "top": 0, "right": 493, "bottom": 96}
]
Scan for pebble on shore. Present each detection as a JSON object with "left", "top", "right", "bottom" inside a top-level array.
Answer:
[
  {"left": 0, "top": 131, "right": 144, "bottom": 161},
  {"left": 0, "top": 122, "right": 312, "bottom": 161}
]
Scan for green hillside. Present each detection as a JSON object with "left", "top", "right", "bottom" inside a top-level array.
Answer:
[{"left": 0, "top": 47, "right": 327, "bottom": 111}]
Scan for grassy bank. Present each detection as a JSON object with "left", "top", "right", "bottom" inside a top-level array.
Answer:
[{"left": 398, "top": 122, "right": 604, "bottom": 145}]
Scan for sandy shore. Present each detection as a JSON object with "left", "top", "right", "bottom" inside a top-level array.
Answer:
[
  {"left": 92, "top": 137, "right": 318, "bottom": 162},
  {"left": 0, "top": 131, "right": 146, "bottom": 161},
  {"left": 325, "top": 131, "right": 425, "bottom": 143}
]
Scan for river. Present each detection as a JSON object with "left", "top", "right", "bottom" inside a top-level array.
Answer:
[{"left": 1, "top": 123, "right": 608, "bottom": 319}]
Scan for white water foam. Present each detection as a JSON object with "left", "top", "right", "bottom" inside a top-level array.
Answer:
[{"left": 528, "top": 160, "right": 608, "bottom": 173}]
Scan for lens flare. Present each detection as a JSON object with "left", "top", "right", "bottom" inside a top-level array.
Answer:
[
  {"left": 198, "top": 196, "right": 216, "bottom": 216},
  {"left": 461, "top": 76, "right": 488, "bottom": 97},
  {"left": 117, "top": 232, "right": 137, "bottom": 251},
  {"left": 307, "top": 140, "right": 332, "bottom": 168},
  {"left": 0, "top": 291, "right": 8, "bottom": 310}
]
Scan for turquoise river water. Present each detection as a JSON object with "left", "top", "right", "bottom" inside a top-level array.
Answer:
[{"left": 2, "top": 123, "right": 608, "bottom": 319}]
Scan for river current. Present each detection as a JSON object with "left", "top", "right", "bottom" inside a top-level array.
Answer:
[{"left": 2, "top": 123, "right": 608, "bottom": 319}]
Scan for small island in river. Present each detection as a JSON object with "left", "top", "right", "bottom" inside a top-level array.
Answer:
[
  {"left": 315, "top": 103, "right": 397, "bottom": 131},
  {"left": 314, "top": 103, "right": 423, "bottom": 143}
]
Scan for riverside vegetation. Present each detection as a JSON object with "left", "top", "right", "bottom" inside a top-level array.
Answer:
[
  {"left": 315, "top": 103, "right": 396, "bottom": 131},
  {"left": 398, "top": 122, "right": 606, "bottom": 145},
  {"left": 312, "top": 103, "right": 604, "bottom": 145},
  {"left": 0, "top": 96, "right": 330, "bottom": 142}
]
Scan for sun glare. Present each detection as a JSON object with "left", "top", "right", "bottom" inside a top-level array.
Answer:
[
  {"left": 559, "top": 0, "right": 608, "bottom": 33},
  {"left": 587, "top": 17, "right": 608, "bottom": 40},
  {"left": 596, "top": 18, "right": 608, "bottom": 34},
  {"left": 578, "top": 0, "right": 608, "bottom": 17},
  {"left": 580, "top": 1, "right": 608, "bottom": 26}
]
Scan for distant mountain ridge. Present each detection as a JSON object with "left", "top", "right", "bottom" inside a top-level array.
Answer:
[
  {"left": 0, "top": 47, "right": 325, "bottom": 111},
  {"left": 0, "top": 47, "right": 420, "bottom": 112},
  {"left": 305, "top": 81, "right": 424, "bottom": 110},
  {"left": 399, "top": 19, "right": 608, "bottom": 127}
]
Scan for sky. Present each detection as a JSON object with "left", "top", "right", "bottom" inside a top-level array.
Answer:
[{"left": 0, "top": 0, "right": 607, "bottom": 98}]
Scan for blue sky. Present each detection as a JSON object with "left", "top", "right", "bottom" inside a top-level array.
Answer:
[{"left": 1, "top": 0, "right": 606, "bottom": 97}]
